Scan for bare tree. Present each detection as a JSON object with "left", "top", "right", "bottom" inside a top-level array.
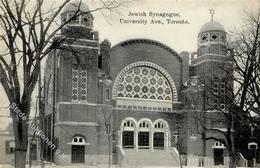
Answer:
[
  {"left": 0, "top": 0, "right": 129, "bottom": 168},
  {"left": 98, "top": 105, "right": 114, "bottom": 168},
  {"left": 188, "top": 9, "right": 260, "bottom": 168},
  {"left": 229, "top": 10, "right": 260, "bottom": 117}
]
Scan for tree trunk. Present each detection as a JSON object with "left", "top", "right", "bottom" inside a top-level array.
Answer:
[
  {"left": 14, "top": 123, "right": 29, "bottom": 168},
  {"left": 15, "top": 150, "right": 27, "bottom": 168},
  {"left": 14, "top": 134, "right": 28, "bottom": 168},
  {"left": 108, "top": 136, "right": 111, "bottom": 168},
  {"left": 229, "top": 154, "right": 237, "bottom": 168},
  {"left": 179, "top": 153, "right": 183, "bottom": 168},
  {"left": 11, "top": 101, "right": 31, "bottom": 168}
]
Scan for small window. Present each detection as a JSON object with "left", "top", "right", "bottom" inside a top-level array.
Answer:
[
  {"left": 83, "top": 17, "right": 88, "bottom": 23},
  {"left": 112, "top": 130, "right": 116, "bottom": 141},
  {"left": 62, "top": 17, "right": 67, "bottom": 23},
  {"left": 30, "top": 142, "right": 37, "bottom": 160},
  {"left": 106, "top": 89, "right": 110, "bottom": 100},
  {"left": 6, "top": 140, "right": 15, "bottom": 154},
  {"left": 71, "top": 15, "right": 79, "bottom": 22}
]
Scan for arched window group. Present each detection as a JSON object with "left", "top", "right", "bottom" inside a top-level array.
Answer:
[{"left": 120, "top": 118, "right": 170, "bottom": 150}]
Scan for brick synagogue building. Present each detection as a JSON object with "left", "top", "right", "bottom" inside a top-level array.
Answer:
[{"left": 41, "top": 1, "right": 239, "bottom": 167}]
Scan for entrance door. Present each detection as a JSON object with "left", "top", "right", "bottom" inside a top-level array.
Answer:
[
  {"left": 30, "top": 143, "right": 37, "bottom": 161},
  {"left": 214, "top": 149, "right": 224, "bottom": 165},
  {"left": 71, "top": 145, "right": 85, "bottom": 163}
]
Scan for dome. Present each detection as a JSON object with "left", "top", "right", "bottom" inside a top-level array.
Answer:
[
  {"left": 62, "top": 1, "right": 90, "bottom": 14},
  {"left": 200, "top": 21, "right": 225, "bottom": 33}
]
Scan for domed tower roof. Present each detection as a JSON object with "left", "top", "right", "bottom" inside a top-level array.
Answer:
[
  {"left": 196, "top": 18, "right": 227, "bottom": 58},
  {"left": 60, "top": 0, "right": 95, "bottom": 38},
  {"left": 62, "top": 0, "right": 90, "bottom": 14},
  {"left": 199, "top": 21, "right": 225, "bottom": 33}
]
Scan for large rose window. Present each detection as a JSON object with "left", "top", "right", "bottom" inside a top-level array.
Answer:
[
  {"left": 117, "top": 67, "right": 172, "bottom": 101},
  {"left": 113, "top": 62, "right": 177, "bottom": 111}
]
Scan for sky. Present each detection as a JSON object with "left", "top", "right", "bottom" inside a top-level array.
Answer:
[
  {"left": 0, "top": 0, "right": 259, "bottom": 118},
  {"left": 91, "top": 0, "right": 259, "bottom": 52}
]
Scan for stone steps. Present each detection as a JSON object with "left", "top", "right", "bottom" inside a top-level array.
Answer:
[{"left": 122, "top": 148, "right": 180, "bottom": 167}]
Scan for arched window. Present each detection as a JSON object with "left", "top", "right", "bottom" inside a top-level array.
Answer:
[
  {"left": 113, "top": 61, "right": 178, "bottom": 112},
  {"left": 71, "top": 136, "right": 86, "bottom": 145},
  {"left": 138, "top": 119, "right": 152, "bottom": 149},
  {"left": 116, "top": 66, "right": 173, "bottom": 101},
  {"left": 122, "top": 118, "right": 136, "bottom": 148},
  {"left": 153, "top": 120, "right": 169, "bottom": 149}
]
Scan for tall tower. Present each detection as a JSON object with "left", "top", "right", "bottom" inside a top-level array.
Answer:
[
  {"left": 190, "top": 11, "right": 233, "bottom": 110},
  {"left": 43, "top": 1, "right": 113, "bottom": 165},
  {"left": 60, "top": 1, "right": 96, "bottom": 39},
  {"left": 186, "top": 11, "right": 234, "bottom": 165}
]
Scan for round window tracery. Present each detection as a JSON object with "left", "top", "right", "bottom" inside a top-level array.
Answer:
[
  {"left": 116, "top": 66, "right": 173, "bottom": 101},
  {"left": 210, "top": 33, "right": 219, "bottom": 41}
]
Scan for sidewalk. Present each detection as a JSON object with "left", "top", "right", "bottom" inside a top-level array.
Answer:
[
  {"left": 0, "top": 165, "right": 252, "bottom": 168},
  {"left": 0, "top": 164, "right": 181, "bottom": 168}
]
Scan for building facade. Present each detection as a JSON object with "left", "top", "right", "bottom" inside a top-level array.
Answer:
[{"left": 42, "top": 1, "right": 237, "bottom": 167}]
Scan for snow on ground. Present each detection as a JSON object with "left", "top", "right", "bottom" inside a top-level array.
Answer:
[{"left": 0, "top": 165, "right": 251, "bottom": 168}]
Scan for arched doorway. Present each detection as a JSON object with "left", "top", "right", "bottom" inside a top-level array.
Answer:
[
  {"left": 212, "top": 141, "right": 225, "bottom": 165},
  {"left": 71, "top": 136, "right": 86, "bottom": 163}
]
